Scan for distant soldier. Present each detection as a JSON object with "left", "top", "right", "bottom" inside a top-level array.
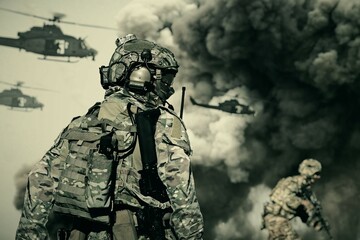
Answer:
[{"left": 262, "top": 159, "right": 332, "bottom": 240}]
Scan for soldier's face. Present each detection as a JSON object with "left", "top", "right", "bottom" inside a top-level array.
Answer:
[{"left": 311, "top": 173, "right": 321, "bottom": 183}]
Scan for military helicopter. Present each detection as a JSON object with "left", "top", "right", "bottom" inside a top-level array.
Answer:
[
  {"left": 190, "top": 96, "right": 255, "bottom": 115},
  {"left": 0, "top": 7, "right": 116, "bottom": 62},
  {"left": 0, "top": 81, "right": 52, "bottom": 110}
]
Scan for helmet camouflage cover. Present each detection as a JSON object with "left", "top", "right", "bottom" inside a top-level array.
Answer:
[
  {"left": 110, "top": 34, "right": 178, "bottom": 69},
  {"left": 298, "top": 159, "right": 322, "bottom": 177},
  {"left": 100, "top": 34, "right": 179, "bottom": 101}
]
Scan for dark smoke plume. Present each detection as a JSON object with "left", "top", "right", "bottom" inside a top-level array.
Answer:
[
  {"left": 14, "top": 0, "right": 360, "bottom": 239},
  {"left": 132, "top": 0, "right": 359, "bottom": 239}
]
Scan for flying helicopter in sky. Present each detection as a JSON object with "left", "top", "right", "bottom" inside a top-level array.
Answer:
[
  {"left": 190, "top": 96, "right": 256, "bottom": 115},
  {"left": 0, "top": 7, "right": 117, "bottom": 62},
  {"left": 0, "top": 80, "right": 55, "bottom": 110}
]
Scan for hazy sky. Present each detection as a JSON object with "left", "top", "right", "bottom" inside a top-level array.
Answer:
[{"left": 0, "top": 0, "right": 128, "bottom": 238}]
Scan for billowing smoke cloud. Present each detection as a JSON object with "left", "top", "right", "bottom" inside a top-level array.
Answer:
[
  {"left": 14, "top": 0, "right": 360, "bottom": 239},
  {"left": 114, "top": 0, "right": 360, "bottom": 239}
]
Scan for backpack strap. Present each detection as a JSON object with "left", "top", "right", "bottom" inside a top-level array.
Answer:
[{"left": 86, "top": 102, "right": 101, "bottom": 116}]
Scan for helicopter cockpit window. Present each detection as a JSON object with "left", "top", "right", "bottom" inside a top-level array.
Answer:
[
  {"left": 55, "top": 40, "right": 67, "bottom": 54},
  {"left": 45, "top": 40, "right": 58, "bottom": 54},
  {"left": 80, "top": 40, "right": 89, "bottom": 49},
  {"left": 45, "top": 40, "right": 67, "bottom": 55}
]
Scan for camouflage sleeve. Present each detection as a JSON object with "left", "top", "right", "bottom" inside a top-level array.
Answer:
[
  {"left": 283, "top": 178, "right": 304, "bottom": 211},
  {"left": 16, "top": 129, "right": 68, "bottom": 240},
  {"left": 155, "top": 109, "right": 204, "bottom": 240},
  {"left": 270, "top": 177, "right": 303, "bottom": 213}
]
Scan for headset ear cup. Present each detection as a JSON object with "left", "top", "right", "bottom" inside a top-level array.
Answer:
[{"left": 128, "top": 66, "right": 152, "bottom": 93}]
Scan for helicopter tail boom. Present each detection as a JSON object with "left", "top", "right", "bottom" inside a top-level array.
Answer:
[
  {"left": 189, "top": 96, "right": 219, "bottom": 110},
  {"left": 0, "top": 37, "right": 22, "bottom": 49}
]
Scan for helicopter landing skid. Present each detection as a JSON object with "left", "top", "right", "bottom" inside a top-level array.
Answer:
[
  {"left": 38, "top": 57, "right": 79, "bottom": 63},
  {"left": 8, "top": 107, "right": 32, "bottom": 112}
]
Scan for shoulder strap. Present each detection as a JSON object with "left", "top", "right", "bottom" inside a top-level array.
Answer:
[{"left": 85, "top": 102, "right": 101, "bottom": 117}]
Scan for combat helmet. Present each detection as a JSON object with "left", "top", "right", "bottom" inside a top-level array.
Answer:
[
  {"left": 99, "top": 34, "right": 179, "bottom": 102},
  {"left": 298, "top": 159, "right": 322, "bottom": 178}
]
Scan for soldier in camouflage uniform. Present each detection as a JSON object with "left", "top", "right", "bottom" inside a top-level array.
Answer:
[
  {"left": 16, "top": 34, "right": 204, "bottom": 240},
  {"left": 262, "top": 159, "right": 325, "bottom": 240}
]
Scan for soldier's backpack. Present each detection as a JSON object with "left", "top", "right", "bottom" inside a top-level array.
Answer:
[{"left": 52, "top": 102, "right": 135, "bottom": 225}]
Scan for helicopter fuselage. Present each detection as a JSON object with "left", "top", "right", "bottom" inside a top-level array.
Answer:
[
  {"left": 190, "top": 96, "right": 255, "bottom": 115},
  {"left": 0, "top": 88, "right": 44, "bottom": 110},
  {"left": 0, "top": 25, "right": 97, "bottom": 59}
]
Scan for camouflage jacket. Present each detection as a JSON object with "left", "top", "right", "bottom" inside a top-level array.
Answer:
[
  {"left": 16, "top": 89, "right": 204, "bottom": 240},
  {"left": 264, "top": 175, "right": 312, "bottom": 219}
]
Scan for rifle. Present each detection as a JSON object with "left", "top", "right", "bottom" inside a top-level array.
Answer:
[
  {"left": 135, "top": 109, "right": 171, "bottom": 240},
  {"left": 303, "top": 189, "right": 333, "bottom": 239}
]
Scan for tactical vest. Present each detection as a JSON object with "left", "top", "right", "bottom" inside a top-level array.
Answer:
[{"left": 53, "top": 102, "right": 135, "bottom": 225}]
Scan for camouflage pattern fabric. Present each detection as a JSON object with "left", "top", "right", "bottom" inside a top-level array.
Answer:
[
  {"left": 155, "top": 107, "right": 203, "bottom": 240},
  {"left": 16, "top": 88, "right": 204, "bottom": 240},
  {"left": 262, "top": 175, "right": 316, "bottom": 240},
  {"left": 51, "top": 111, "right": 119, "bottom": 224},
  {"left": 263, "top": 214, "right": 301, "bottom": 240},
  {"left": 268, "top": 176, "right": 308, "bottom": 218},
  {"left": 16, "top": 128, "right": 68, "bottom": 240}
]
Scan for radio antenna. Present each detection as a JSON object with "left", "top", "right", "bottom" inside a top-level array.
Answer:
[{"left": 180, "top": 87, "right": 186, "bottom": 119}]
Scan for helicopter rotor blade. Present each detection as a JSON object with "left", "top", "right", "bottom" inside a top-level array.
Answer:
[
  {"left": 20, "top": 85, "right": 58, "bottom": 92},
  {"left": 59, "top": 19, "right": 118, "bottom": 30},
  {"left": 0, "top": 80, "right": 17, "bottom": 87},
  {"left": 0, "top": 80, "right": 57, "bottom": 92},
  {"left": 0, "top": 80, "right": 25, "bottom": 87},
  {"left": 0, "top": 7, "right": 117, "bottom": 31},
  {"left": 0, "top": 7, "right": 50, "bottom": 21}
]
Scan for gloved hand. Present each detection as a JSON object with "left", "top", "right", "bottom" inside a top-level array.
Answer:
[
  {"left": 301, "top": 199, "right": 314, "bottom": 214},
  {"left": 314, "top": 221, "right": 323, "bottom": 231}
]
